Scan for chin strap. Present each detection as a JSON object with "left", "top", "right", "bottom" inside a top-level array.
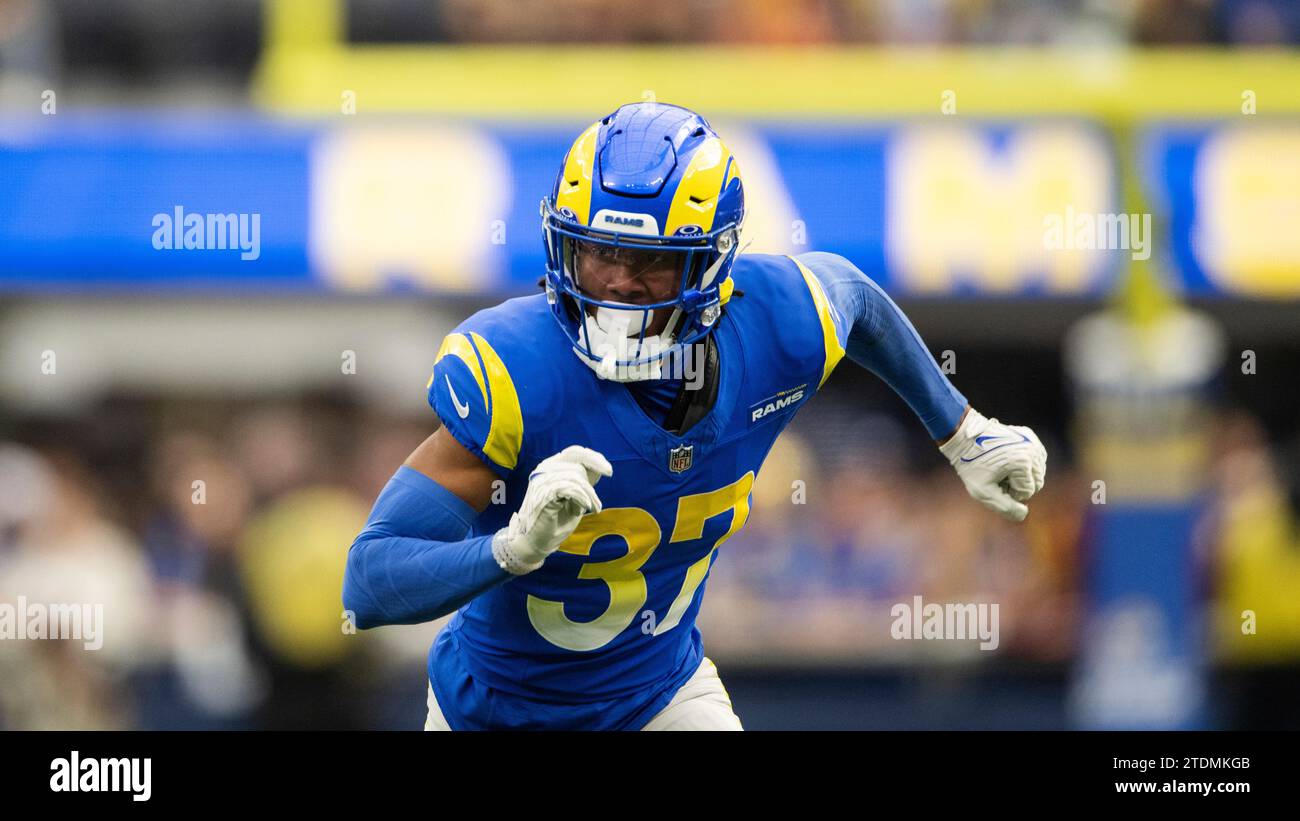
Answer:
[{"left": 662, "top": 334, "right": 720, "bottom": 435}]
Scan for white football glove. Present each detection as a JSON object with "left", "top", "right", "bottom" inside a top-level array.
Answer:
[
  {"left": 938, "top": 408, "right": 1047, "bottom": 523},
  {"left": 491, "top": 445, "right": 613, "bottom": 575}
]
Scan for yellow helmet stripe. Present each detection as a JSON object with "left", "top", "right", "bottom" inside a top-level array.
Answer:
[
  {"left": 791, "top": 258, "right": 846, "bottom": 388},
  {"left": 554, "top": 120, "right": 601, "bottom": 226},
  {"left": 664, "top": 137, "right": 735, "bottom": 236},
  {"left": 722, "top": 153, "right": 741, "bottom": 190},
  {"left": 468, "top": 332, "right": 524, "bottom": 471}
]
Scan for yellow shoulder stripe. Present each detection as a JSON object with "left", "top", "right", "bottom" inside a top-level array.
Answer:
[
  {"left": 468, "top": 332, "right": 523, "bottom": 471},
  {"left": 434, "top": 332, "right": 489, "bottom": 412},
  {"left": 433, "top": 331, "right": 524, "bottom": 471},
  {"left": 791, "top": 257, "right": 846, "bottom": 388}
]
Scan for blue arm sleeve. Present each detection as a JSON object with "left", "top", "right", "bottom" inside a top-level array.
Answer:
[
  {"left": 798, "top": 251, "right": 968, "bottom": 440},
  {"left": 342, "top": 466, "right": 510, "bottom": 629}
]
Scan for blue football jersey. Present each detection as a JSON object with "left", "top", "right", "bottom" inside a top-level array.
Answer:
[{"left": 424, "top": 253, "right": 849, "bottom": 729}]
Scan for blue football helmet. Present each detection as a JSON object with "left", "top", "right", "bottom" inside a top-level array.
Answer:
[{"left": 542, "top": 102, "right": 745, "bottom": 379}]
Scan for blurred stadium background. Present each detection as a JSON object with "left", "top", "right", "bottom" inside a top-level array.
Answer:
[{"left": 1, "top": 0, "right": 1299, "bottom": 730}]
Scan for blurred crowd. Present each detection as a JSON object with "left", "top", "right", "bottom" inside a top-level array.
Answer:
[
  {"left": 1, "top": 380, "right": 1296, "bottom": 729},
  {"left": 0, "top": 398, "right": 437, "bottom": 729},
  {"left": 4, "top": 0, "right": 1293, "bottom": 112},
  {"left": 699, "top": 395, "right": 1083, "bottom": 665},
  {"left": 1, "top": 0, "right": 1296, "bottom": 99},
  {"left": 429, "top": 0, "right": 1300, "bottom": 46}
]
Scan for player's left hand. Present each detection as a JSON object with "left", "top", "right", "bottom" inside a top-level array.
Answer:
[{"left": 938, "top": 408, "right": 1047, "bottom": 522}]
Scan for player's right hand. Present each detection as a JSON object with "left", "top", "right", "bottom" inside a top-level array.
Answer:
[{"left": 491, "top": 445, "right": 613, "bottom": 575}]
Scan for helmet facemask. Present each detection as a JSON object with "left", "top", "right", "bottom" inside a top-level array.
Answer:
[{"left": 543, "top": 199, "right": 738, "bottom": 382}]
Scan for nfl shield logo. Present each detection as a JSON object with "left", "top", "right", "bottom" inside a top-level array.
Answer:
[{"left": 668, "top": 444, "right": 694, "bottom": 473}]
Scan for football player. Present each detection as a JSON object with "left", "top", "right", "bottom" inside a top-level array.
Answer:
[{"left": 342, "top": 102, "right": 1047, "bottom": 730}]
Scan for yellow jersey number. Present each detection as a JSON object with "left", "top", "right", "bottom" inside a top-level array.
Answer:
[{"left": 526, "top": 472, "right": 755, "bottom": 651}]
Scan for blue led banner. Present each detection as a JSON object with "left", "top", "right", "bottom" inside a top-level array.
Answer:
[
  {"left": 1142, "top": 120, "right": 1300, "bottom": 298},
  {"left": 0, "top": 114, "right": 1144, "bottom": 296}
]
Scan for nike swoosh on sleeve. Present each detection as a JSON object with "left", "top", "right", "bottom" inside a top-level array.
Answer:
[{"left": 445, "top": 375, "right": 470, "bottom": 419}]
